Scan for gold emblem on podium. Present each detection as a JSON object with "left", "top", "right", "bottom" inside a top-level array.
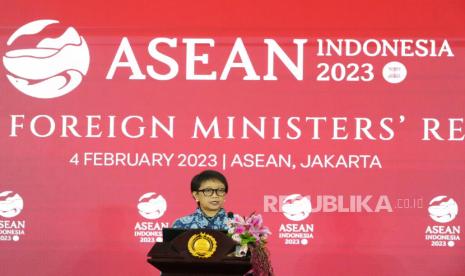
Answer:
[{"left": 187, "top": 232, "right": 217, "bottom": 258}]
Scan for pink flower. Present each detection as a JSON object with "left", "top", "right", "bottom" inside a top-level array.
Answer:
[
  {"left": 246, "top": 214, "right": 263, "bottom": 228},
  {"left": 228, "top": 213, "right": 271, "bottom": 246},
  {"left": 236, "top": 225, "right": 246, "bottom": 234},
  {"left": 233, "top": 214, "right": 246, "bottom": 225},
  {"left": 261, "top": 226, "right": 271, "bottom": 236}
]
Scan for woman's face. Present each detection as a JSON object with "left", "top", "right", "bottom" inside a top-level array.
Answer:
[{"left": 192, "top": 179, "right": 227, "bottom": 216}]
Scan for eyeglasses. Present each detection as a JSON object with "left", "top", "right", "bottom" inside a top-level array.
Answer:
[{"left": 197, "top": 188, "right": 227, "bottom": 197}]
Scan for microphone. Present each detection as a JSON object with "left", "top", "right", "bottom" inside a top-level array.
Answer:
[{"left": 227, "top": 211, "right": 234, "bottom": 219}]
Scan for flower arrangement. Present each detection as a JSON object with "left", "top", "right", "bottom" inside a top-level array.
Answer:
[{"left": 227, "top": 213, "right": 274, "bottom": 276}]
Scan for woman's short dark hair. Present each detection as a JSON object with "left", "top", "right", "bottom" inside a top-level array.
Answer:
[{"left": 191, "top": 170, "right": 229, "bottom": 193}]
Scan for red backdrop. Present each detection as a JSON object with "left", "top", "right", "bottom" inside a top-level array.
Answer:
[{"left": 0, "top": 1, "right": 464, "bottom": 275}]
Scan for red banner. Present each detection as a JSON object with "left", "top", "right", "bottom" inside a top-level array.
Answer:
[{"left": 1, "top": 1, "right": 464, "bottom": 275}]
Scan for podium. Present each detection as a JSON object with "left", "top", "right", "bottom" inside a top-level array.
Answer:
[{"left": 147, "top": 228, "right": 252, "bottom": 276}]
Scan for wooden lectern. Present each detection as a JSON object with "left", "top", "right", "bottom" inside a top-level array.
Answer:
[{"left": 147, "top": 228, "right": 252, "bottom": 276}]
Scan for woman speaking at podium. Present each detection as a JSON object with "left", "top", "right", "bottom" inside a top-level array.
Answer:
[{"left": 172, "top": 170, "right": 229, "bottom": 230}]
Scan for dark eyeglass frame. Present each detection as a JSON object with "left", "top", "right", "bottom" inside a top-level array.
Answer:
[{"left": 197, "top": 188, "right": 227, "bottom": 197}]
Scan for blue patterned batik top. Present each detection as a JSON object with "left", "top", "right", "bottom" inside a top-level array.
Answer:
[{"left": 172, "top": 208, "right": 228, "bottom": 230}]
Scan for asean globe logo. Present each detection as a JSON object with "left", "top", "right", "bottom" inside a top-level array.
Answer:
[
  {"left": 0, "top": 191, "right": 24, "bottom": 218},
  {"left": 137, "top": 192, "right": 168, "bottom": 220},
  {"left": 3, "top": 19, "right": 90, "bottom": 99},
  {"left": 282, "top": 194, "right": 312, "bottom": 222},
  {"left": 428, "top": 195, "right": 458, "bottom": 223}
]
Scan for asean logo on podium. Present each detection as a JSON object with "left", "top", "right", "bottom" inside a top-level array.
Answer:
[{"left": 3, "top": 19, "right": 90, "bottom": 99}]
